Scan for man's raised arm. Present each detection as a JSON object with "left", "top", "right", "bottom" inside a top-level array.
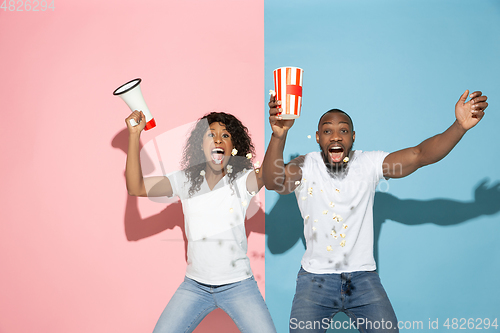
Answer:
[
  {"left": 383, "top": 90, "right": 488, "bottom": 179},
  {"left": 262, "top": 95, "right": 303, "bottom": 194}
]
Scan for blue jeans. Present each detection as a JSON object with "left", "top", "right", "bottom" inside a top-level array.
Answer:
[
  {"left": 152, "top": 276, "right": 276, "bottom": 333},
  {"left": 289, "top": 268, "right": 399, "bottom": 333}
]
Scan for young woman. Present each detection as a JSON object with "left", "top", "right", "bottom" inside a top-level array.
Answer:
[{"left": 125, "top": 111, "right": 276, "bottom": 333}]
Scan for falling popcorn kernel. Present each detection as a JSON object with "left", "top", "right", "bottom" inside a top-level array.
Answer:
[
  {"left": 251, "top": 191, "right": 256, "bottom": 196},
  {"left": 269, "top": 89, "right": 276, "bottom": 96},
  {"left": 229, "top": 208, "right": 234, "bottom": 213},
  {"left": 335, "top": 188, "right": 340, "bottom": 193},
  {"left": 246, "top": 153, "right": 252, "bottom": 159},
  {"left": 226, "top": 165, "right": 233, "bottom": 173},
  {"left": 313, "top": 219, "right": 318, "bottom": 223},
  {"left": 340, "top": 233, "right": 346, "bottom": 238},
  {"left": 332, "top": 213, "right": 337, "bottom": 219},
  {"left": 312, "top": 226, "right": 317, "bottom": 231},
  {"left": 333, "top": 235, "right": 338, "bottom": 239},
  {"left": 330, "top": 230, "right": 336, "bottom": 236},
  {"left": 307, "top": 135, "right": 311, "bottom": 139},
  {"left": 295, "top": 180, "right": 301, "bottom": 186},
  {"left": 231, "top": 148, "right": 238, "bottom": 156},
  {"left": 308, "top": 187, "right": 313, "bottom": 195},
  {"left": 302, "top": 196, "right": 307, "bottom": 201},
  {"left": 200, "top": 170, "right": 206, "bottom": 176},
  {"left": 302, "top": 178, "right": 307, "bottom": 182},
  {"left": 305, "top": 215, "right": 310, "bottom": 220},
  {"left": 322, "top": 210, "right": 328, "bottom": 215},
  {"left": 337, "top": 216, "right": 343, "bottom": 222},
  {"left": 340, "top": 240, "right": 346, "bottom": 247},
  {"left": 255, "top": 168, "right": 260, "bottom": 174},
  {"left": 241, "top": 200, "right": 247, "bottom": 207},
  {"left": 327, "top": 245, "right": 333, "bottom": 251},
  {"left": 329, "top": 202, "right": 335, "bottom": 208},
  {"left": 343, "top": 156, "right": 349, "bottom": 163},
  {"left": 343, "top": 224, "right": 348, "bottom": 229}
]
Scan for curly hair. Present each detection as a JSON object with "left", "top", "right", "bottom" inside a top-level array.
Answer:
[{"left": 180, "top": 112, "right": 255, "bottom": 197}]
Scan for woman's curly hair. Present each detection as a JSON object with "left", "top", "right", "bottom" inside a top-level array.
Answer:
[{"left": 180, "top": 112, "right": 255, "bottom": 197}]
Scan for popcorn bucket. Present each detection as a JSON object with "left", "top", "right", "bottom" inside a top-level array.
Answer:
[{"left": 273, "top": 67, "right": 304, "bottom": 119}]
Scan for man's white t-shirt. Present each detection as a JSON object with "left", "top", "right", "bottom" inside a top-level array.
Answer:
[
  {"left": 294, "top": 150, "right": 389, "bottom": 274},
  {"left": 167, "top": 169, "right": 255, "bottom": 285}
]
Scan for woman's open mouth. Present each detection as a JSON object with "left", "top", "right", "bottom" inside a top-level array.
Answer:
[
  {"left": 328, "top": 146, "right": 344, "bottom": 163},
  {"left": 211, "top": 148, "right": 225, "bottom": 165}
]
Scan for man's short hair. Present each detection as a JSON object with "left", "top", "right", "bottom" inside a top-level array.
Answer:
[{"left": 318, "top": 109, "right": 354, "bottom": 132}]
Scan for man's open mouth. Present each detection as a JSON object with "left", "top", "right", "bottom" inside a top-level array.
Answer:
[
  {"left": 328, "top": 146, "right": 344, "bottom": 163},
  {"left": 211, "top": 148, "right": 225, "bottom": 165}
]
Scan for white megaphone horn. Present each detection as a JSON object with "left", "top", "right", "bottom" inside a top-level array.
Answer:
[{"left": 113, "top": 78, "right": 156, "bottom": 131}]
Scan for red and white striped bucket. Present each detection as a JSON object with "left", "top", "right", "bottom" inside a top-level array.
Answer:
[{"left": 273, "top": 67, "right": 304, "bottom": 119}]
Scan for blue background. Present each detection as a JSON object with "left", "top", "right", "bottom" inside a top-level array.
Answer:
[{"left": 264, "top": 1, "right": 500, "bottom": 332}]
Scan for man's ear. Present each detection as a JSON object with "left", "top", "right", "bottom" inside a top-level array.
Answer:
[
  {"left": 352, "top": 131, "right": 356, "bottom": 142},
  {"left": 316, "top": 131, "right": 319, "bottom": 143}
]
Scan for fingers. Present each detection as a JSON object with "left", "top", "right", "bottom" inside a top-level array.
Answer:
[
  {"left": 469, "top": 91, "right": 482, "bottom": 99},
  {"left": 458, "top": 90, "right": 469, "bottom": 104}
]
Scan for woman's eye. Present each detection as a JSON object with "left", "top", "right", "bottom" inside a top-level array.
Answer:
[
  {"left": 222, "top": 134, "right": 230, "bottom": 138},
  {"left": 208, "top": 133, "right": 215, "bottom": 137}
]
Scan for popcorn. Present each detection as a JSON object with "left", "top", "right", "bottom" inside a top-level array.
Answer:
[
  {"left": 254, "top": 161, "right": 261, "bottom": 168},
  {"left": 241, "top": 200, "right": 248, "bottom": 207},
  {"left": 251, "top": 191, "right": 256, "bottom": 196},
  {"left": 200, "top": 170, "right": 206, "bottom": 176},
  {"left": 340, "top": 233, "right": 346, "bottom": 238},
  {"left": 313, "top": 219, "right": 318, "bottom": 223},
  {"left": 343, "top": 224, "right": 348, "bottom": 229},
  {"left": 226, "top": 165, "right": 233, "bottom": 173},
  {"left": 302, "top": 196, "right": 307, "bottom": 201},
  {"left": 229, "top": 208, "right": 234, "bottom": 213},
  {"left": 269, "top": 89, "right": 276, "bottom": 96},
  {"left": 330, "top": 230, "right": 336, "bottom": 236},
  {"left": 295, "top": 180, "right": 301, "bottom": 186},
  {"left": 333, "top": 235, "right": 338, "bottom": 239},
  {"left": 340, "top": 240, "right": 346, "bottom": 247},
  {"left": 305, "top": 215, "right": 310, "bottom": 220},
  {"left": 231, "top": 148, "right": 238, "bottom": 156},
  {"left": 307, "top": 135, "right": 311, "bottom": 139},
  {"left": 326, "top": 245, "right": 333, "bottom": 251},
  {"left": 329, "top": 202, "right": 335, "bottom": 208},
  {"left": 246, "top": 153, "right": 252, "bottom": 159},
  {"left": 255, "top": 168, "right": 260, "bottom": 174},
  {"left": 337, "top": 216, "right": 343, "bottom": 222},
  {"left": 308, "top": 187, "right": 313, "bottom": 196},
  {"left": 312, "top": 226, "right": 317, "bottom": 231},
  {"left": 343, "top": 156, "right": 349, "bottom": 163},
  {"left": 322, "top": 210, "right": 328, "bottom": 215},
  {"left": 332, "top": 213, "right": 337, "bottom": 219},
  {"left": 335, "top": 188, "right": 340, "bottom": 193}
]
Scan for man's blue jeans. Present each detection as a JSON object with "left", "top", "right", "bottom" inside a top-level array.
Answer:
[
  {"left": 152, "top": 276, "right": 276, "bottom": 333},
  {"left": 289, "top": 267, "right": 399, "bottom": 333}
]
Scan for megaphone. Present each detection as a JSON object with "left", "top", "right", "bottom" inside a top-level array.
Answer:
[{"left": 113, "top": 78, "right": 156, "bottom": 131}]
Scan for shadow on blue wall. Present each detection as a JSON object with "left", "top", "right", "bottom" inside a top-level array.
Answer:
[{"left": 266, "top": 176, "right": 500, "bottom": 268}]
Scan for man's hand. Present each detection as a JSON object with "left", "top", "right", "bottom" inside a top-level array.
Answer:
[
  {"left": 455, "top": 90, "right": 488, "bottom": 131},
  {"left": 269, "top": 94, "right": 294, "bottom": 139}
]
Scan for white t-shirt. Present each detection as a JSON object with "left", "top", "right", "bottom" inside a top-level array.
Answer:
[
  {"left": 167, "top": 169, "right": 255, "bottom": 285},
  {"left": 294, "top": 150, "right": 388, "bottom": 274}
]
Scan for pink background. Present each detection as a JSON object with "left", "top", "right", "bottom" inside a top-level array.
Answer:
[{"left": 0, "top": 1, "right": 264, "bottom": 332}]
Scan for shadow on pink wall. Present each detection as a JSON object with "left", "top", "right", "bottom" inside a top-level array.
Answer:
[{"left": 112, "top": 128, "right": 265, "bottom": 332}]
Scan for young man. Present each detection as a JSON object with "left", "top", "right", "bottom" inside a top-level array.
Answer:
[{"left": 262, "top": 90, "right": 488, "bottom": 333}]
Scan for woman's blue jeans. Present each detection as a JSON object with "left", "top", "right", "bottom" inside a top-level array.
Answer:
[
  {"left": 152, "top": 276, "right": 276, "bottom": 333},
  {"left": 289, "top": 267, "right": 399, "bottom": 333}
]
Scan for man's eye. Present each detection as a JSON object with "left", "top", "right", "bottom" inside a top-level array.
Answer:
[
  {"left": 341, "top": 129, "right": 348, "bottom": 133},
  {"left": 324, "top": 130, "right": 331, "bottom": 134}
]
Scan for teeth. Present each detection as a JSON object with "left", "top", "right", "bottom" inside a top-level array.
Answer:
[{"left": 212, "top": 148, "right": 224, "bottom": 154}]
